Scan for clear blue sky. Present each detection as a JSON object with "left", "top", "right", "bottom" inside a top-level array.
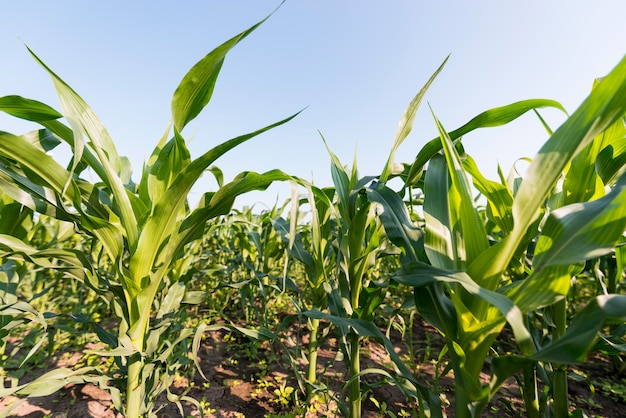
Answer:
[{"left": 1, "top": 1, "right": 625, "bottom": 210}]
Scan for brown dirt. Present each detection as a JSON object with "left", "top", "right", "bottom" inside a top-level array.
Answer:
[{"left": 2, "top": 319, "right": 626, "bottom": 417}]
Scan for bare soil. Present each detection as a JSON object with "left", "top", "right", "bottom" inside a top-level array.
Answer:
[{"left": 2, "top": 319, "right": 626, "bottom": 417}]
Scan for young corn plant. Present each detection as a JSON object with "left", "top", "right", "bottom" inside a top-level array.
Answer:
[
  {"left": 374, "top": 55, "right": 626, "bottom": 416},
  {"left": 273, "top": 183, "right": 337, "bottom": 398},
  {"left": 0, "top": 12, "right": 296, "bottom": 417},
  {"left": 297, "top": 138, "right": 445, "bottom": 417},
  {"left": 290, "top": 58, "right": 456, "bottom": 417}
]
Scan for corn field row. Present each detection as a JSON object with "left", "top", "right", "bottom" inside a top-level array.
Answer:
[{"left": 1, "top": 11, "right": 626, "bottom": 418}]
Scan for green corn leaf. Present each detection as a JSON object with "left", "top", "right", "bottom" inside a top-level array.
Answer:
[
  {"left": 365, "top": 181, "right": 424, "bottom": 262},
  {"left": 532, "top": 294, "right": 626, "bottom": 363},
  {"left": 463, "top": 154, "right": 514, "bottom": 235},
  {"left": 0, "top": 131, "right": 81, "bottom": 205},
  {"left": 394, "top": 261, "right": 533, "bottom": 355},
  {"left": 489, "top": 355, "right": 534, "bottom": 400},
  {"left": 563, "top": 123, "right": 616, "bottom": 204},
  {"left": 534, "top": 173, "right": 626, "bottom": 269},
  {"left": 321, "top": 133, "right": 351, "bottom": 221},
  {"left": 0, "top": 163, "right": 78, "bottom": 223},
  {"left": 201, "top": 169, "right": 293, "bottom": 225},
  {"left": 156, "top": 281, "right": 186, "bottom": 319},
  {"left": 413, "top": 283, "right": 458, "bottom": 342},
  {"left": 148, "top": 133, "right": 192, "bottom": 205},
  {"left": 405, "top": 99, "right": 566, "bottom": 187},
  {"left": 27, "top": 47, "right": 139, "bottom": 250},
  {"left": 434, "top": 113, "right": 489, "bottom": 264},
  {"left": 469, "top": 55, "right": 626, "bottom": 291},
  {"left": 20, "top": 129, "right": 61, "bottom": 153},
  {"left": 0, "top": 234, "right": 94, "bottom": 277},
  {"left": 380, "top": 55, "right": 449, "bottom": 183},
  {"left": 171, "top": 8, "right": 278, "bottom": 132},
  {"left": 423, "top": 153, "right": 456, "bottom": 269},
  {"left": 0, "top": 200, "right": 33, "bottom": 239},
  {"left": 504, "top": 264, "right": 574, "bottom": 313},
  {"left": 208, "top": 165, "right": 224, "bottom": 188},
  {"left": 596, "top": 134, "right": 626, "bottom": 186},
  {"left": 273, "top": 216, "right": 316, "bottom": 277},
  {"left": 0, "top": 95, "right": 62, "bottom": 121}
]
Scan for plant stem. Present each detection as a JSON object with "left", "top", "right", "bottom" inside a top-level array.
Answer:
[
  {"left": 552, "top": 298, "right": 568, "bottom": 417},
  {"left": 126, "top": 352, "right": 144, "bottom": 418},
  {"left": 454, "top": 381, "right": 472, "bottom": 418},
  {"left": 522, "top": 363, "right": 540, "bottom": 418},
  {"left": 306, "top": 317, "right": 320, "bottom": 396},
  {"left": 348, "top": 333, "right": 361, "bottom": 418}
]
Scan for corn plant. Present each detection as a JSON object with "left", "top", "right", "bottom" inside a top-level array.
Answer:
[
  {"left": 374, "top": 55, "right": 626, "bottom": 416},
  {"left": 273, "top": 184, "right": 336, "bottom": 398},
  {"left": 312, "top": 148, "right": 397, "bottom": 418},
  {"left": 0, "top": 11, "right": 297, "bottom": 417}
]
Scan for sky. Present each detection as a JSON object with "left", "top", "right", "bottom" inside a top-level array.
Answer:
[{"left": 1, "top": 1, "right": 625, "bottom": 210}]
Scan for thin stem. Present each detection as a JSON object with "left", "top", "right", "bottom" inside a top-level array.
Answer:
[
  {"left": 306, "top": 317, "right": 320, "bottom": 397},
  {"left": 348, "top": 333, "right": 361, "bottom": 418},
  {"left": 522, "top": 363, "right": 540, "bottom": 418},
  {"left": 552, "top": 298, "right": 568, "bottom": 418},
  {"left": 126, "top": 352, "right": 144, "bottom": 418}
]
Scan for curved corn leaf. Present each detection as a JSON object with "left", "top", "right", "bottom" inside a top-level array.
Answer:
[
  {"left": 365, "top": 181, "right": 424, "bottom": 262},
  {"left": 405, "top": 99, "right": 567, "bottom": 187},
  {"left": 596, "top": 135, "right": 626, "bottom": 186},
  {"left": 0, "top": 367, "right": 99, "bottom": 398},
  {"left": 394, "top": 261, "right": 533, "bottom": 355},
  {"left": 147, "top": 132, "right": 192, "bottom": 206},
  {"left": 435, "top": 113, "right": 489, "bottom": 261},
  {"left": 0, "top": 131, "right": 81, "bottom": 205},
  {"left": 321, "top": 133, "right": 351, "bottom": 222},
  {"left": 0, "top": 95, "right": 62, "bottom": 121},
  {"left": 504, "top": 264, "right": 576, "bottom": 313},
  {"left": 534, "top": 173, "right": 626, "bottom": 269},
  {"left": 423, "top": 153, "right": 456, "bottom": 270},
  {"left": 20, "top": 129, "right": 61, "bottom": 153},
  {"left": 562, "top": 113, "right": 622, "bottom": 203},
  {"left": 532, "top": 294, "right": 626, "bottom": 363}
]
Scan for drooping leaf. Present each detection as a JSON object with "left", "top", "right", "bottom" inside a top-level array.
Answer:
[
  {"left": 532, "top": 294, "right": 626, "bottom": 363},
  {"left": 365, "top": 181, "right": 424, "bottom": 262}
]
